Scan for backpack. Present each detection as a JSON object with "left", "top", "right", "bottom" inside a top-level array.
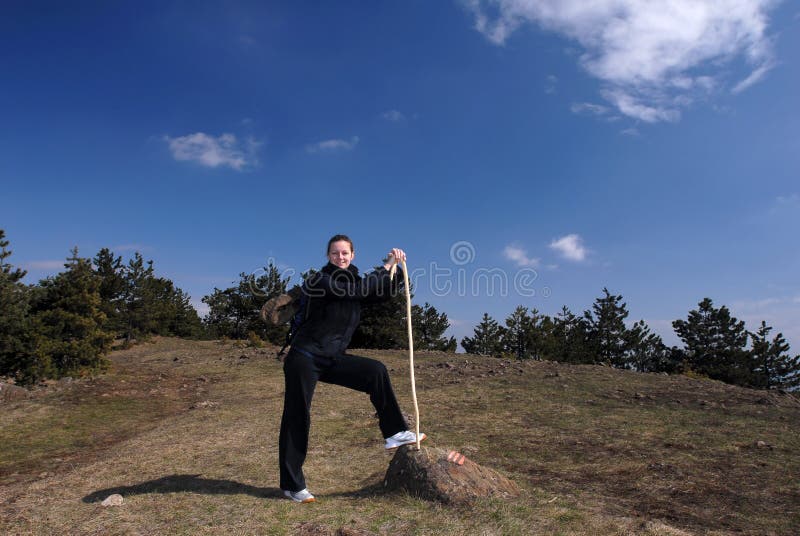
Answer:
[{"left": 260, "top": 283, "right": 311, "bottom": 356}]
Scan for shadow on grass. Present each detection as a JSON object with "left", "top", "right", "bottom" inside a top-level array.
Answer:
[
  {"left": 322, "top": 482, "right": 388, "bottom": 499},
  {"left": 82, "top": 474, "right": 282, "bottom": 503}
]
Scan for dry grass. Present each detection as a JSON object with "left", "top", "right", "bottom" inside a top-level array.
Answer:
[{"left": 1, "top": 337, "right": 798, "bottom": 535}]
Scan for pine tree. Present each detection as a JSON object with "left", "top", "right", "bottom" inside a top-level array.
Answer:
[
  {"left": 201, "top": 261, "right": 291, "bottom": 343},
  {"left": 749, "top": 321, "right": 800, "bottom": 390},
  {"left": 411, "top": 302, "right": 457, "bottom": 352},
  {"left": 673, "top": 298, "right": 751, "bottom": 386},
  {"left": 93, "top": 248, "right": 126, "bottom": 335},
  {"left": 350, "top": 284, "right": 406, "bottom": 350},
  {"left": 121, "top": 252, "right": 156, "bottom": 343},
  {"left": 26, "top": 248, "right": 114, "bottom": 382},
  {"left": 549, "top": 306, "right": 591, "bottom": 364},
  {"left": 500, "top": 306, "right": 543, "bottom": 360},
  {"left": 585, "top": 288, "right": 629, "bottom": 367},
  {"left": 247, "top": 262, "right": 292, "bottom": 343},
  {"left": 0, "top": 230, "right": 33, "bottom": 378},
  {"left": 202, "top": 287, "right": 238, "bottom": 339},
  {"left": 625, "top": 320, "right": 673, "bottom": 372},
  {"left": 461, "top": 313, "right": 505, "bottom": 356},
  {"left": 168, "top": 287, "right": 203, "bottom": 338}
]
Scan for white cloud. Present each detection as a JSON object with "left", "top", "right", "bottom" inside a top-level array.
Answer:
[
  {"left": 381, "top": 110, "right": 406, "bottom": 121},
  {"left": 305, "top": 136, "right": 360, "bottom": 153},
  {"left": 621, "top": 127, "right": 640, "bottom": 137},
  {"left": 164, "top": 132, "right": 259, "bottom": 170},
  {"left": 503, "top": 245, "right": 540, "bottom": 267},
  {"left": 464, "top": 0, "right": 779, "bottom": 122},
  {"left": 549, "top": 234, "right": 587, "bottom": 262}
]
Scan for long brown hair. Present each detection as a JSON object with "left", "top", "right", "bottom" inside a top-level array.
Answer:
[{"left": 326, "top": 234, "right": 354, "bottom": 255}]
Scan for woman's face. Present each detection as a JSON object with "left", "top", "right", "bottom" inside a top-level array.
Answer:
[{"left": 328, "top": 240, "right": 354, "bottom": 269}]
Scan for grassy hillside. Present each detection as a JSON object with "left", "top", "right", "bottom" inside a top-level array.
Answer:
[{"left": 1, "top": 337, "right": 798, "bottom": 535}]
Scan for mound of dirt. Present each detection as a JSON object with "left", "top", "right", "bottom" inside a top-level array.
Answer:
[{"left": 384, "top": 445, "right": 520, "bottom": 505}]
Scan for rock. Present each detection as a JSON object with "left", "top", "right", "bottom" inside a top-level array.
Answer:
[
  {"left": 384, "top": 445, "right": 520, "bottom": 505},
  {"left": 0, "top": 382, "right": 29, "bottom": 402},
  {"left": 101, "top": 494, "right": 124, "bottom": 507}
]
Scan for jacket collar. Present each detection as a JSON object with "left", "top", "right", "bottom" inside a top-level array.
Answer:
[{"left": 322, "top": 262, "right": 359, "bottom": 280}]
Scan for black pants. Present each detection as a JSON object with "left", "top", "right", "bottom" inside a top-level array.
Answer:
[{"left": 278, "top": 348, "right": 408, "bottom": 492}]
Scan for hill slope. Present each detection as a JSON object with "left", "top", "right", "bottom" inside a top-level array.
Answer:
[{"left": 1, "top": 337, "right": 798, "bottom": 535}]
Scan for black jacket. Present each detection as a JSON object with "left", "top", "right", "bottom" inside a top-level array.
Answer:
[{"left": 290, "top": 262, "right": 402, "bottom": 357}]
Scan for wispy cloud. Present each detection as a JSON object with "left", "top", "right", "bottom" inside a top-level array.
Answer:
[
  {"left": 544, "top": 74, "right": 558, "bottom": 94},
  {"left": 381, "top": 110, "right": 406, "bottom": 122},
  {"left": 570, "top": 102, "right": 612, "bottom": 117},
  {"left": 112, "top": 244, "right": 151, "bottom": 253},
  {"left": 164, "top": 132, "right": 260, "bottom": 170},
  {"left": 621, "top": 127, "right": 640, "bottom": 137},
  {"left": 25, "top": 260, "right": 64, "bottom": 270},
  {"left": 549, "top": 234, "right": 587, "bottom": 262},
  {"left": 503, "top": 245, "right": 540, "bottom": 267},
  {"left": 769, "top": 193, "right": 800, "bottom": 216},
  {"left": 239, "top": 35, "right": 257, "bottom": 48},
  {"left": 730, "top": 295, "right": 800, "bottom": 350},
  {"left": 464, "top": 0, "right": 779, "bottom": 122},
  {"left": 305, "top": 136, "right": 360, "bottom": 154},
  {"left": 775, "top": 193, "right": 800, "bottom": 207}
]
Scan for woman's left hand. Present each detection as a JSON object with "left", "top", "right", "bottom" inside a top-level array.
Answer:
[{"left": 384, "top": 248, "right": 406, "bottom": 270}]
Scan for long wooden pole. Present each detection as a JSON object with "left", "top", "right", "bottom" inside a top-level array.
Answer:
[{"left": 400, "top": 260, "right": 421, "bottom": 450}]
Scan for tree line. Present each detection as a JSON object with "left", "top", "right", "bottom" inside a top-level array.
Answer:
[
  {"left": 3, "top": 228, "right": 797, "bottom": 391},
  {"left": 1, "top": 230, "right": 202, "bottom": 384},
  {"left": 461, "top": 288, "right": 800, "bottom": 391}
]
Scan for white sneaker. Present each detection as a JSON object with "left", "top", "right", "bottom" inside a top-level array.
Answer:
[
  {"left": 385, "top": 430, "right": 427, "bottom": 450},
  {"left": 283, "top": 488, "right": 316, "bottom": 503}
]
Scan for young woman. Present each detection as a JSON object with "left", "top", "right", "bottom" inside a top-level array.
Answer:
[{"left": 279, "top": 234, "right": 426, "bottom": 503}]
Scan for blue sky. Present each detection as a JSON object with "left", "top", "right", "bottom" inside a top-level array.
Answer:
[{"left": 3, "top": 1, "right": 799, "bottom": 351}]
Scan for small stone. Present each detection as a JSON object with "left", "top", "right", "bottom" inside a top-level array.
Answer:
[
  {"left": 190, "top": 400, "right": 220, "bottom": 409},
  {"left": 101, "top": 494, "right": 124, "bottom": 507}
]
